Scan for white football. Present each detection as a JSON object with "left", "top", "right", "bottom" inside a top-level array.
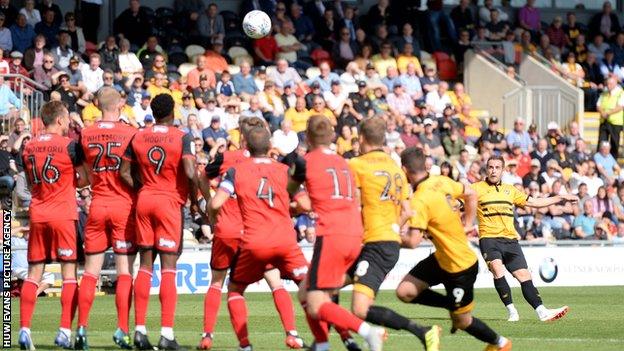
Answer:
[{"left": 243, "top": 10, "right": 272, "bottom": 39}]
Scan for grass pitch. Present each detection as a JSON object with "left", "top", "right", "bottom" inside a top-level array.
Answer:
[{"left": 9, "top": 286, "right": 624, "bottom": 350}]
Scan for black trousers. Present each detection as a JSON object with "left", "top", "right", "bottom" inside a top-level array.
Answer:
[
  {"left": 79, "top": 1, "right": 101, "bottom": 43},
  {"left": 598, "top": 121, "right": 622, "bottom": 159}
]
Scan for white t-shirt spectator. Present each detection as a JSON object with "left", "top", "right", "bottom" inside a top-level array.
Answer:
[
  {"left": 80, "top": 65, "right": 104, "bottom": 93},
  {"left": 323, "top": 90, "right": 349, "bottom": 112},
  {"left": 425, "top": 90, "right": 452, "bottom": 117},
  {"left": 268, "top": 67, "right": 303, "bottom": 89},
  {"left": 272, "top": 128, "right": 299, "bottom": 155},
  {"left": 118, "top": 52, "right": 143, "bottom": 75},
  {"left": 198, "top": 107, "right": 226, "bottom": 129},
  {"left": 275, "top": 33, "right": 300, "bottom": 63},
  {"left": 132, "top": 104, "right": 152, "bottom": 126}
]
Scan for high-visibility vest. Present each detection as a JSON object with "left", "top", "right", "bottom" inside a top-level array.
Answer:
[{"left": 600, "top": 88, "right": 624, "bottom": 126}]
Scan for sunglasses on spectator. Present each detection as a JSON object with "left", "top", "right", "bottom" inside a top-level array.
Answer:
[
  {"left": 104, "top": 76, "right": 113, "bottom": 80},
  {"left": 44, "top": 60, "right": 54, "bottom": 63}
]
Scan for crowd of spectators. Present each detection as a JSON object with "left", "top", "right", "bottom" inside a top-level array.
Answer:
[{"left": 1, "top": 0, "right": 624, "bottom": 248}]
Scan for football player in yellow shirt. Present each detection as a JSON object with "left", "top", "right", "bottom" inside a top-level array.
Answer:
[
  {"left": 347, "top": 117, "right": 437, "bottom": 349},
  {"left": 397, "top": 147, "right": 512, "bottom": 351},
  {"left": 473, "top": 156, "right": 575, "bottom": 322}
]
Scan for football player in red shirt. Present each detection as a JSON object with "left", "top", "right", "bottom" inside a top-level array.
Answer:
[
  {"left": 120, "top": 94, "right": 198, "bottom": 351},
  {"left": 288, "top": 115, "right": 387, "bottom": 351},
  {"left": 209, "top": 126, "right": 310, "bottom": 351},
  {"left": 19, "top": 101, "right": 89, "bottom": 350},
  {"left": 74, "top": 88, "right": 138, "bottom": 350},
  {"left": 197, "top": 117, "right": 306, "bottom": 350}
]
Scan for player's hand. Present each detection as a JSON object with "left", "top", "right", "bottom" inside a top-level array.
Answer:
[
  {"left": 560, "top": 194, "right": 579, "bottom": 203},
  {"left": 464, "top": 224, "right": 477, "bottom": 235}
]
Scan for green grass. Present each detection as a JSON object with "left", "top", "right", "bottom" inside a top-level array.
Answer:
[{"left": 8, "top": 286, "right": 624, "bottom": 350}]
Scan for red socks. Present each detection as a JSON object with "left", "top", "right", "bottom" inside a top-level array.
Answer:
[
  {"left": 19, "top": 279, "right": 39, "bottom": 329},
  {"left": 301, "top": 301, "right": 329, "bottom": 343},
  {"left": 317, "top": 302, "right": 363, "bottom": 333},
  {"left": 60, "top": 280, "right": 78, "bottom": 329},
  {"left": 227, "top": 292, "right": 249, "bottom": 347},
  {"left": 134, "top": 268, "right": 152, "bottom": 326},
  {"left": 272, "top": 287, "right": 296, "bottom": 332},
  {"left": 203, "top": 286, "right": 222, "bottom": 334},
  {"left": 77, "top": 273, "right": 98, "bottom": 328},
  {"left": 116, "top": 274, "right": 133, "bottom": 333},
  {"left": 160, "top": 270, "right": 177, "bottom": 328}
]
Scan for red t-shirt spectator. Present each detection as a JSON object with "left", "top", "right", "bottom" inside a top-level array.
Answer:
[{"left": 254, "top": 36, "right": 279, "bottom": 63}]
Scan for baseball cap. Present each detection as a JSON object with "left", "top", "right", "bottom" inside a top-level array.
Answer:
[
  {"left": 547, "top": 121, "right": 559, "bottom": 130},
  {"left": 530, "top": 159, "right": 541, "bottom": 167},
  {"left": 310, "top": 81, "right": 320, "bottom": 89},
  {"left": 357, "top": 80, "right": 367, "bottom": 88},
  {"left": 489, "top": 117, "right": 499, "bottom": 124},
  {"left": 70, "top": 55, "right": 80, "bottom": 63},
  {"left": 423, "top": 118, "right": 433, "bottom": 126},
  {"left": 366, "top": 63, "right": 375, "bottom": 70},
  {"left": 144, "top": 114, "right": 154, "bottom": 123},
  {"left": 331, "top": 80, "right": 341, "bottom": 86},
  {"left": 141, "top": 91, "right": 151, "bottom": 99},
  {"left": 512, "top": 142, "right": 521, "bottom": 149},
  {"left": 507, "top": 159, "right": 518, "bottom": 166},
  {"left": 10, "top": 51, "right": 23, "bottom": 59},
  {"left": 393, "top": 82, "right": 402, "bottom": 89},
  {"left": 556, "top": 137, "right": 567, "bottom": 145},
  {"left": 211, "top": 115, "right": 220, "bottom": 122}
]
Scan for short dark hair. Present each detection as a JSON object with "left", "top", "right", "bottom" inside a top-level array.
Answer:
[
  {"left": 246, "top": 126, "right": 271, "bottom": 156},
  {"left": 41, "top": 101, "right": 67, "bottom": 127},
  {"left": 401, "top": 147, "right": 426, "bottom": 174},
  {"left": 150, "top": 94, "right": 175, "bottom": 121},
  {"left": 240, "top": 117, "right": 266, "bottom": 139},
  {"left": 306, "top": 115, "right": 334, "bottom": 147},
  {"left": 486, "top": 155, "right": 505, "bottom": 168},
  {"left": 359, "top": 117, "right": 386, "bottom": 147}
]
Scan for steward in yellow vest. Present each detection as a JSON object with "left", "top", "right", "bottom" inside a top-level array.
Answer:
[{"left": 597, "top": 77, "right": 624, "bottom": 158}]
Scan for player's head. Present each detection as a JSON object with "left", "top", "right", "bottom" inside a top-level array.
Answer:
[
  {"left": 486, "top": 155, "right": 505, "bottom": 184},
  {"left": 358, "top": 117, "right": 386, "bottom": 151},
  {"left": 97, "top": 87, "right": 121, "bottom": 119},
  {"left": 400, "top": 147, "right": 427, "bottom": 177},
  {"left": 306, "top": 115, "right": 334, "bottom": 148},
  {"left": 150, "top": 93, "right": 175, "bottom": 124},
  {"left": 239, "top": 116, "right": 267, "bottom": 148},
  {"left": 246, "top": 126, "right": 271, "bottom": 157},
  {"left": 41, "top": 100, "right": 69, "bottom": 133}
]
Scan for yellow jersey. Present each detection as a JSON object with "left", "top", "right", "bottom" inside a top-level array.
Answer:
[
  {"left": 472, "top": 181, "right": 528, "bottom": 240},
  {"left": 349, "top": 150, "right": 410, "bottom": 244},
  {"left": 409, "top": 175, "right": 477, "bottom": 273},
  {"left": 82, "top": 103, "right": 102, "bottom": 125},
  {"left": 284, "top": 108, "right": 311, "bottom": 133}
]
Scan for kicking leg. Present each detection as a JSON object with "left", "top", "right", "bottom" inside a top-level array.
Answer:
[
  {"left": 451, "top": 312, "right": 511, "bottom": 350},
  {"left": 512, "top": 268, "right": 568, "bottom": 322}
]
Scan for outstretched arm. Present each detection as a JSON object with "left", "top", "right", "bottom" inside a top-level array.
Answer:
[{"left": 525, "top": 194, "right": 578, "bottom": 208}]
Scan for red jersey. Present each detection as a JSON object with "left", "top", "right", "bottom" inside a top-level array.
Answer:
[
  {"left": 205, "top": 149, "right": 250, "bottom": 238},
  {"left": 124, "top": 125, "right": 194, "bottom": 204},
  {"left": 22, "top": 133, "right": 84, "bottom": 223},
  {"left": 293, "top": 148, "right": 363, "bottom": 238},
  {"left": 81, "top": 121, "right": 137, "bottom": 205},
  {"left": 220, "top": 157, "right": 296, "bottom": 249}
]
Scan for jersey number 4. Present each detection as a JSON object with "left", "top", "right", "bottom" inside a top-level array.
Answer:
[{"left": 257, "top": 177, "right": 275, "bottom": 207}]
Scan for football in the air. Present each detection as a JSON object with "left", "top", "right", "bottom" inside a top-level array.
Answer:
[{"left": 242, "top": 10, "right": 272, "bottom": 39}]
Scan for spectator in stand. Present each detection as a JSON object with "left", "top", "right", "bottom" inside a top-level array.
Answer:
[
  {"left": 589, "top": 34, "right": 610, "bottom": 62},
  {"left": 258, "top": 80, "right": 285, "bottom": 130},
  {"left": 611, "top": 33, "right": 624, "bottom": 66},
  {"left": 600, "top": 49, "right": 623, "bottom": 81},
  {"left": 290, "top": 3, "right": 314, "bottom": 44},
  {"left": 569, "top": 33, "right": 588, "bottom": 63},
  {"left": 450, "top": 0, "right": 475, "bottom": 37},
  {"left": 98, "top": 35, "right": 119, "bottom": 72},
  {"left": 420, "top": 118, "right": 444, "bottom": 160},
  {"left": 232, "top": 60, "right": 258, "bottom": 99},
  {"left": 506, "top": 117, "right": 532, "bottom": 154},
  {"left": 399, "top": 62, "right": 424, "bottom": 101},
  {"left": 131, "top": 91, "right": 151, "bottom": 126},
  {"left": 34, "top": 8, "right": 58, "bottom": 48},
  {"left": 23, "top": 34, "right": 47, "bottom": 70},
  {"left": 10, "top": 13, "right": 35, "bottom": 54},
  {"left": 197, "top": 2, "right": 224, "bottom": 46},
  {"left": 425, "top": 81, "right": 452, "bottom": 117},
  {"left": 366, "top": 0, "right": 393, "bottom": 32},
  {"left": 592, "top": 186, "right": 617, "bottom": 221},
  {"left": 523, "top": 159, "right": 546, "bottom": 189},
  {"left": 0, "top": 75, "right": 21, "bottom": 121},
  {"left": 371, "top": 41, "right": 397, "bottom": 78},
  {"left": 397, "top": 42, "right": 423, "bottom": 78},
  {"left": 484, "top": 9, "right": 508, "bottom": 42},
  {"left": 182, "top": 113, "right": 202, "bottom": 139},
  {"left": 381, "top": 66, "right": 399, "bottom": 91},
  {"left": 589, "top": 1, "right": 620, "bottom": 41},
  {"left": 393, "top": 23, "right": 420, "bottom": 58},
  {"left": 0, "top": 13, "right": 12, "bottom": 51},
  {"left": 19, "top": 0, "right": 40, "bottom": 28},
  {"left": 81, "top": 94, "right": 101, "bottom": 126},
  {"left": 284, "top": 96, "right": 310, "bottom": 136},
  {"left": 420, "top": 66, "right": 440, "bottom": 94},
  {"left": 442, "top": 127, "right": 465, "bottom": 158},
  {"left": 281, "top": 82, "right": 297, "bottom": 109},
  {"left": 253, "top": 32, "right": 279, "bottom": 66},
  {"left": 0, "top": 0, "right": 17, "bottom": 28},
  {"left": 537, "top": 34, "right": 560, "bottom": 62},
  {"left": 144, "top": 52, "right": 167, "bottom": 81},
  {"left": 117, "top": 38, "right": 142, "bottom": 76},
  {"left": 32, "top": 52, "right": 58, "bottom": 92},
  {"left": 518, "top": 0, "right": 541, "bottom": 38},
  {"left": 387, "top": 82, "right": 416, "bottom": 121},
  {"left": 113, "top": 0, "right": 152, "bottom": 48},
  {"left": 202, "top": 116, "right": 229, "bottom": 153},
  {"left": 573, "top": 201, "right": 598, "bottom": 239},
  {"left": 400, "top": 117, "right": 420, "bottom": 148},
  {"left": 271, "top": 118, "right": 298, "bottom": 156},
  {"left": 560, "top": 51, "right": 585, "bottom": 88},
  {"left": 187, "top": 55, "right": 216, "bottom": 91},
  {"left": 309, "top": 61, "right": 340, "bottom": 92},
  {"left": 597, "top": 76, "right": 624, "bottom": 158},
  {"left": 530, "top": 138, "right": 553, "bottom": 173},
  {"left": 178, "top": 91, "right": 198, "bottom": 125},
  {"left": 563, "top": 12, "right": 583, "bottom": 43},
  {"left": 275, "top": 20, "right": 308, "bottom": 70},
  {"left": 54, "top": 73, "right": 82, "bottom": 113},
  {"left": 60, "top": 12, "right": 85, "bottom": 55},
  {"left": 37, "top": 0, "right": 61, "bottom": 26},
  {"left": 333, "top": 26, "right": 358, "bottom": 69},
  {"left": 8, "top": 51, "right": 28, "bottom": 77},
  {"left": 137, "top": 35, "right": 164, "bottom": 68},
  {"left": 268, "top": 59, "right": 304, "bottom": 92},
  {"left": 479, "top": 0, "right": 509, "bottom": 25},
  {"left": 508, "top": 142, "right": 532, "bottom": 177},
  {"left": 215, "top": 70, "right": 235, "bottom": 97},
  {"left": 205, "top": 39, "right": 229, "bottom": 75},
  {"left": 51, "top": 30, "right": 73, "bottom": 70},
  {"left": 81, "top": 53, "right": 104, "bottom": 94},
  {"left": 193, "top": 74, "right": 216, "bottom": 110},
  {"left": 198, "top": 94, "right": 225, "bottom": 127},
  {"left": 478, "top": 117, "right": 506, "bottom": 153},
  {"left": 585, "top": 160, "right": 604, "bottom": 197},
  {"left": 370, "top": 23, "right": 390, "bottom": 52},
  {"left": 553, "top": 138, "right": 574, "bottom": 175},
  {"left": 594, "top": 141, "right": 620, "bottom": 184},
  {"left": 146, "top": 72, "right": 172, "bottom": 98},
  {"left": 546, "top": 16, "right": 569, "bottom": 50}
]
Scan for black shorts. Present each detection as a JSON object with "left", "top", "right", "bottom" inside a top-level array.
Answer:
[
  {"left": 347, "top": 241, "right": 400, "bottom": 298},
  {"left": 409, "top": 254, "right": 478, "bottom": 314},
  {"left": 479, "top": 237, "right": 528, "bottom": 273}
]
